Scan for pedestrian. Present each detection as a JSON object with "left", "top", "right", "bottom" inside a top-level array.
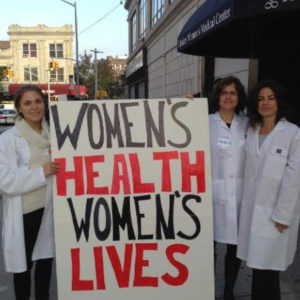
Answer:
[
  {"left": 0, "top": 85, "right": 60, "bottom": 300},
  {"left": 209, "top": 76, "right": 248, "bottom": 300},
  {"left": 237, "top": 80, "right": 300, "bottom": 300}
]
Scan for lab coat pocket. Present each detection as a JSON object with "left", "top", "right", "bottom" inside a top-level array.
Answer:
[
  {"left": 212, "top": 179, "right": 227, "bottom": 204},
  {"left": 263, "top": 152, "right": 287, "bottom": 180},
  {"left": 251, "top": 205, "right": 282, "bottom": 238}
]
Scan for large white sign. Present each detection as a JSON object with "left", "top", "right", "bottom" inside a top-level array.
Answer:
[{"left": 49, "top": 98, "right": 214, "bottom": 300}]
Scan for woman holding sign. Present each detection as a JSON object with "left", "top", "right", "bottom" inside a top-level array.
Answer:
[
  {"left": 237, "top": 80, "right": 300, "bottom": 300},
  {"left": 0, "top": 85, "right": 60, "bottom": 300},
  {"left": 209, "top": 76, "right": 248, "bottom": 300}
]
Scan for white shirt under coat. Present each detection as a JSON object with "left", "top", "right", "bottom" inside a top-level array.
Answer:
[
  {"left": 209, "top": 112, "right": 248, "bottom": 245},
  {"left": 0, "top": 126, "right": 55, "bottom": 273},
  {"left": 237, "top": 119, "right": 300, "bottom": 271}
]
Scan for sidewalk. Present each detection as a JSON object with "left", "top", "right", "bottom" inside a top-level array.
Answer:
[{"left": 215, "top": 242, "right": 300, "bottom": 300}]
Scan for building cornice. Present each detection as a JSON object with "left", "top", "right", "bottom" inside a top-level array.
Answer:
[
  {"left": 9, "top": 32, "right": 73, "bottom": 37},
  {"left": 8, "top": 24, "right": 73, "bottom": 36}
]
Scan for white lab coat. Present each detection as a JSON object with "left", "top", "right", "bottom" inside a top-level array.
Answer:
[
  {"left": 237, "top": 120, "right": 300, "bottom": 270},
  {"left": 209, "top": 112, "right": 248, "bottom": 244},
  {"left": 0, "top": 126, "right": 55, "bottom": 273}
]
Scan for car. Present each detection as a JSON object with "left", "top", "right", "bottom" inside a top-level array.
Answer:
[{"left": 0, "top": 109, "right": 18, "bottom": 125}]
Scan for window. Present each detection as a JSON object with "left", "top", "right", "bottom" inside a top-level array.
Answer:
[
  {"left": 23, "top": 43, "right": 37, "bottom": 57},
  {"left": 151, "top": 0, "right": 164, "bottom": 26},
  {"left": 24, "top": 67, "right": 38, "bottom": 81},
  {"left": 169, "top": 0, "right": 175, "bottom": 3},
  {"left": 139, "top": 0, "right": 147, "bottom": 39},
  {"left": 130, "top": 12, "right": 137, "bottom": 52},
  {"left": 49, "top": 43, "right": 64, "bottom": 58},
  {"left": 50, "top": 68, "right": 64, "bottom": 82}
]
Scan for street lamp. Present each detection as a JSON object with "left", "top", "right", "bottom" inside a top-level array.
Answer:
[{"left": 60, "top": 0, "right": 80, "bottom": 98}]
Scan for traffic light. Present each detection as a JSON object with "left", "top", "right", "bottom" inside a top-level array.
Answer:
[
  {"left": 54, "top": 62, "right": 59, "bottom": 72},
  {"left": 3, "top": 69, "right": 8, "bottom": 77},
  {"left": 7, "top": 69, "right": 14, "bottom": 78},
  {"left": 48, "top": 62, "right": 54, "bottom": 70}
]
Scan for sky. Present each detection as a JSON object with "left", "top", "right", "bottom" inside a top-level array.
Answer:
[{"left": 0, "top": 0, "right": 128, "bottom": 59}]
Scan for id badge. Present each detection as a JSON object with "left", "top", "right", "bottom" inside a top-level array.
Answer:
[{"left": 217, "top": 136, "right": 231, "bottom": 150}]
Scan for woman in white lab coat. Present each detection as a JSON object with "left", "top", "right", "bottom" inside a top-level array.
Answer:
[
  {"left": 0, "top": 85, "right": 60, "bottom": 300},
  {"left": 209, "top": 76, "right": 248, "bottom": 300},
  {"left": 237, "top": 80, "right": 300, "bottom": 300}
]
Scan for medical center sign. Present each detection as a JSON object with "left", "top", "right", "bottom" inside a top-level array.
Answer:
[
  {"left": 50, "top": 99, "right": 214, "bottom": 300},
  {"left": 178, "top": 4, "right": 232, "bottom": 48}
]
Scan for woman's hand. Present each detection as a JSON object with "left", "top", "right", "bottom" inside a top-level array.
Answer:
[
  {"left": 185, "top": 93, "right": 194, "bottom": 100},
  {"left": 274, "top": 222, "right": 289, "bottom": 233},
  {"left": 43, "top": 161, "right": 60, "bottom": 177}
]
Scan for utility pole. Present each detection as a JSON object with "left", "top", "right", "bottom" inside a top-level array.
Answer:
[{"left": 90, "top": 48, "right": 103, "bottom": 99}]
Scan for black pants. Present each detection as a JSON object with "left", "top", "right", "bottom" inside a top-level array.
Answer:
[
  {"left": 13, "top": 208, "right": 53, "bottom": 300},
  {"left": 251, "top": 269, "right": 281, "bottom": 300},
  {"left": 215, "top": 243, "right": 241, "bottom": 300}
]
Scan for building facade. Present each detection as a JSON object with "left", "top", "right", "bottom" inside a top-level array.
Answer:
[
  {"left": 0, "top": 24, "right": 74, "bottom": 95},
  {"left": 107, "top": 55, "right": 127, "bottom": 78},
  {"left": 125, "top": 0, "right": 257, "bottom": 99}
]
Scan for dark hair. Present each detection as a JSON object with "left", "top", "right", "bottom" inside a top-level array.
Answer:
[
  {"left": 248, "top": 80, "right": 289, "bottom": 129},
  {"left": 210, "top": 76, "right": 247, "bottom": 114},
  {"left": 14, "top": 85, "right": 44, "bottom": 117}
]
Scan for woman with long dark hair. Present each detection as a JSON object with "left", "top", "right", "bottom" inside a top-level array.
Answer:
[
  {"left": 0, "top": 85, "right": 60, "bottom": 299},
  {"left": 237, "top": 80, "right": 300, "bottom": 300}
]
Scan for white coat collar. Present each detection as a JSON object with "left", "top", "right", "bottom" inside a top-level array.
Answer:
[
  {"left": 212, "top": 111, "right": 240, "bottom": 129},
  {"left": 254, "top": 118, "right": 287, "bottom": 154},
  {"left": 255, "top": 118, "right": 287, "bottom": 134}
]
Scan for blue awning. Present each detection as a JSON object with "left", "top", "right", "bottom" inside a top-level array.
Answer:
[{"left": 177, "top": 0, "right": 300, "bottom": 58}]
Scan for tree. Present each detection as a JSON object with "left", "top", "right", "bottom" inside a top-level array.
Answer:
[
  {"left": 78, "top": 51, "right": 94, "bottom": 98},
  {"left": 78, "top": 54, "right": 126, "bottom": 99},
  {"left": 97, "top": 59, "right": 114, "bottom": 90},
  {"left": 107, "top": 73, "right": 126, "bottom": 99}
]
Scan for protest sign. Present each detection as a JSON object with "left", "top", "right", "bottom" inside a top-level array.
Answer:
[{"left": 49, "top": 98, "right": 214, "bottom": 300}]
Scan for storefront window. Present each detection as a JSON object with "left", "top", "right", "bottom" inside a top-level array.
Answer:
[
  {"left": 50, "top": 68, "right": 64, "bottom": 82},
  {"left": 151, "top": 0, "right": 164, "bottom": 26},
  {"left": 49, "top": 43, "right": 64, "bottom": 58},
  {"left": 24, "top": 67, "right": 38, "bottom": 81},
  {"left": 23, "top": 43, "right": 37, "bottom": 57},
  {"left": 131, "top": 12, "right": 137, "bottom": 52},
  {"left": 139, "top": 0, "right": 147, "bottom": 40}
]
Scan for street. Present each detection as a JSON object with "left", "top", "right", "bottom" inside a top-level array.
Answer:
[{"left": 0, "top": 192, "right": 299, "bottom": 299}]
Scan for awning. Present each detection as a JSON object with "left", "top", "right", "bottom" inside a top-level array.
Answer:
[
  {"left": 177, "top": 0, "right": 300, "bottom": 58},
  {"left": 9, "top": 84, "right": 87, "bottom": 96}
]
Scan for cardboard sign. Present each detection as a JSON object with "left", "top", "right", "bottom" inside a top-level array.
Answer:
[{"left": 49, "top": 98, "right": 214, "bottom": 300}]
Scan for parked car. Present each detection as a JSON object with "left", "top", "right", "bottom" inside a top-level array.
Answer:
[{"left": 0, "top": 109, "right": 17, "bottom": 125}]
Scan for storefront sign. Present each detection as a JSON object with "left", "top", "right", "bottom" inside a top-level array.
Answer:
[
  {"left": 178, "top": 2, "right": 233, "bottom": 48},
  {"left": 265, "top": 0, "right": 297, "bottom": 10},
  {"left": 126, "top": 50, "right": 143, "bottom": 77}
]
